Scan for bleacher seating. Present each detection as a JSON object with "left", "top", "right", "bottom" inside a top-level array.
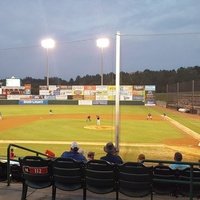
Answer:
[
  {"left": 19, "top": 156, "right": 52, "bottom": 200},
  {"left": 85, "top": 160, "right": 117, "bottom": 199},
  {"left": 118, "top": 162, "right": 153, "bottom": 199},
  {"left": 2, "top": 155, "right": 200, "bottom": 200},
  {"left": 52, "top": 157, "right": 85, "bottom": 200}
]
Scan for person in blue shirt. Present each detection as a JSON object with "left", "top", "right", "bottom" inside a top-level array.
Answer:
[
  {"left": 169, "top": 152, "right": 190, "bottom": 170},
  {"left": 61, "top": 141, "right": 87, "bottom": 162},
  {"left": 100, "top": 142, "right": 123, "bottom": 164}
]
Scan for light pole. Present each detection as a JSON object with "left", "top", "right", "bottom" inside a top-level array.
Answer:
[
  {"left": 96, "top": 38, "right": 110, "bottom": 85},
  {"left": 41, "top": 38, "right": 55, "bottom": 87}
]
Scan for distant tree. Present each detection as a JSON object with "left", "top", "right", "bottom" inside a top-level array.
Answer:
[{"left": 1, "top": 65, "right": 200, "bottom": 94}]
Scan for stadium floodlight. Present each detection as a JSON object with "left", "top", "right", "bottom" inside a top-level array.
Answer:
[
  {"left": 41, "top": 38, "right": 55, "bottom": 87},
  {"left": 96, "top": 38, "right": 110, "bottom": 85}
]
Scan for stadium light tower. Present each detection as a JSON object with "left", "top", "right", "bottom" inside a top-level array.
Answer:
[
  {"left": 96, "top": 38, "right": 110, "bottom": 85},
  {"left": 41, "top": 38, "right": 55, "bottom": 87}
]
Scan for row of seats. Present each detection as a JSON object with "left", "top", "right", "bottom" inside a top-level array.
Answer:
[{"left": 17, "top": 156, "right": 200, "bottom": 200}]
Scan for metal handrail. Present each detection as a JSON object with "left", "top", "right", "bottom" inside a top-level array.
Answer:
[
  {"left": 144, "top": 159, "right": 200, "bottom": 200},
  {"left": 6, "top": 143, "right": 50, "bottom": 186}
]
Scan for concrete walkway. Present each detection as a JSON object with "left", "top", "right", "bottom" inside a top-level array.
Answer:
[{"left": 0, "top": 182, "right": 190, "bottom": 200}]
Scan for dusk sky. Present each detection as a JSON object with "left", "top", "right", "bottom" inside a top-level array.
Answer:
[{"left": 0, "top": 0, "right": 200, "bottom": 81}]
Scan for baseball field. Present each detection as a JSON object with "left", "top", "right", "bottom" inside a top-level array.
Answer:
[{"left": 0, "top": 105, "right": 199, "bottom": 162}]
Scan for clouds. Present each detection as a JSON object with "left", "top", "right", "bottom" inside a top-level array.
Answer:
[{"left": 0, "top": 0, "right": 200, "bottom": 80}]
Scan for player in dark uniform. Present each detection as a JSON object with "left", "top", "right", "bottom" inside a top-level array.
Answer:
[{"left": 86, "top": 115, "right": 91, "bottom": 122}]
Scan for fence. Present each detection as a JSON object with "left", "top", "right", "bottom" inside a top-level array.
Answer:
[{"left": 156, "top": 80, "right": 200, "bottom": 114}]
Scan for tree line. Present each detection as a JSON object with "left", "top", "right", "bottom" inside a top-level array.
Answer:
[{"left": 0, "top": 66, "right": 200, "bottom": 94}]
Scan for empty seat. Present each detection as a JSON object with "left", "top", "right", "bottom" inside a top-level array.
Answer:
[
  {"left": 153, "top": 165, "right": 177, "bottom": 196},
  {"left": 52, "top": 157, "right": 85, "bottom": 200},
  {"left": 85, "top": 160, "right": 117, "bottom": 199},
  {"left": 19, "top": 156, "right": 52, "bottom": 200},
  {"left": 178, "top": 167, "right": 200, "bottom": 197},
  {"left": 118, "top": 162, "right": 153, "bottom": 199}
]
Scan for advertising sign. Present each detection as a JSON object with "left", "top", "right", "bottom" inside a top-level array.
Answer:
[{"left": 19, "top": 100, "right": 48, "bottom": 105}]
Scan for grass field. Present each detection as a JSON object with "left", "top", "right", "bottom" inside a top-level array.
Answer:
[{"left": 0, "top": 105, "right": 200, "bottom": 162}]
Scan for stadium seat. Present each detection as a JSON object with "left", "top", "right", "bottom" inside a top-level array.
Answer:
[
  {"left": 0, "top": 162, "right": 7, "bottom": 181},
  {"left": 118, "top": 162, "right": 153, "bottom": 199},
  {"left": 153, "top": 165, "right": 177, "bottom": 196},
  {"left": 52, "top": 157, "right": 85, "bottom": 200},
  {"left": 85, "top": 160, "right": 118, "bottom": 199},
  {"left": 19, "top": 156, "right": 52, "bottom": 200},
  {"left": 177, "top": 167, "right": 200, "bottom": 197}
]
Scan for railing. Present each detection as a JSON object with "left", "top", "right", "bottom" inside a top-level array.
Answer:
[
  {"left": 144, "top": 159, "right": 200, "bottom": 200},
  {"left": 6, "top": 143, "right": 50, "bottom": 186}
]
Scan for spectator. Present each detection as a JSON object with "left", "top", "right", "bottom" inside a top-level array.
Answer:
[
  {"left": 100, "top": 142, "right": 123, "bottom": 164},
  {"left": 61, "top": 141, "right": 87, "bottom": 162},
  {"left": 87, "top": 152, "right": 95, "bottom": 161},
  {"left": 10, "top": 148, "right": 15, "bottom": 159},
  {"left": 169, "top": 152, "right": 190, "bottom": 170},
  {"left": 137, "top": 154, "right": 145, "bottom": 163}
]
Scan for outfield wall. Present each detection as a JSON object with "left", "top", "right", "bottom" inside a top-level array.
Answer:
[
  {"left": 0, "top": 99, "right": 144, "bottom": 105},
  {"left": 0, "top": 84, "right": 156, "bottom": 105}
]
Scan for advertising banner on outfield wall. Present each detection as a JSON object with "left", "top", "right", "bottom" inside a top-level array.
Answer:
[
  {"left": 96, "top": 95, "right": 108, "bottom": 100},
  {"left": 72, "top": 86, "right": 84, "bottom": 95},
  {"left": 92, "top": 100, "right": 108, "bottom": 105},
  {"left": 55, "top": 95, "right": 68, "bottom": 100},
  {"left": 44, "top": 95, "right": 56, "bottom": 100},
  {"left": 7, "top": 95, "right": 21, "bottom": 100},
  {"left": 24, "top": 84, "right": 31, "bottom": 95},
  {"left": 19, "top": 100, "right": 48, "bottom": 105},
  {"left": 19, "top": 95, "right": 32, "bottom": 99},
  {"left": 0, "top": 95, "right": 6, "bottom": 99},
  {"left": 39, "top": 90, "right": 50, "bottom": 95},
  {"left": 39, "top": 86, "right": 48, "bottom": 90},
  {"left": 78, "top": 100, "right": 93, "bottom": 105},
  {"left": 60, "top": 89, "right": 72, "bottom": 95},
  {"left": 84, "top": 85, "right": 96, "bottom": 90},
  {"left": 72, "top": 95, "right": 84, "bottom": 100},
  {"left": 120, "top": 86, "right": 132, "bottom": 101},
  {"left": 132, "top": 85, "right": 145, "bottom": 101},
  {"left": 145, "top": 85, "right": 156, "bottom": 106},
  {"left": 84, "top": 88, "right": 96, "bottom": 96},
  {"left": 84, "top": 95, "right": 96, "bottom": 100},
  {"left": 60, "top": 85, "right": 72, "bottom": 89}
]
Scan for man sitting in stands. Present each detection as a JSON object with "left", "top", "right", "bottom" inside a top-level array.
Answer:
[
  {"left": 61, "top": 141, "right": 87, "bottom": 162},
  {"left": 100, "top": 142, "right": 123, "bottom": 164},
  {"left": 169, "top": 152, "right": 190, "bottom": 170}
]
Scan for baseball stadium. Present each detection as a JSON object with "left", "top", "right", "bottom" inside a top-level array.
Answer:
[{"left": 0, "top": 80, "right": 200, "bottom": 162}]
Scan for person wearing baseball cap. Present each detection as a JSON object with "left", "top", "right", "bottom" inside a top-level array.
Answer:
[
  {"left": 100, "top": 142, "right": 123, "bottom": 164},
  {"left": 61, "top": 141, "right": 87, "bottom": 162}
]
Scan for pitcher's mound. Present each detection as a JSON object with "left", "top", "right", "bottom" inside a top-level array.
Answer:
[{"left": 84, "top": 125, "right": 114, "bottom": 130}]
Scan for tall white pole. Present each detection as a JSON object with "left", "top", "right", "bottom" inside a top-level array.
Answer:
[
  {"left": 100, "top": 47, "right": 104, "bottom": 85},
  {"left": 115, "top": 31, "right": 120, "bottom": 151},
  {"left": 46, "top": 49, "right": 49, "bottom": 87},
  {"left": 41, "top": 38, "right": 55, "bottom": 88}
]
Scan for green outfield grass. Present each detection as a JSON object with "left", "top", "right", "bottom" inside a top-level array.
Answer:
[{"left": 0, "top": 105, "right": 199, "bottom": 162}]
